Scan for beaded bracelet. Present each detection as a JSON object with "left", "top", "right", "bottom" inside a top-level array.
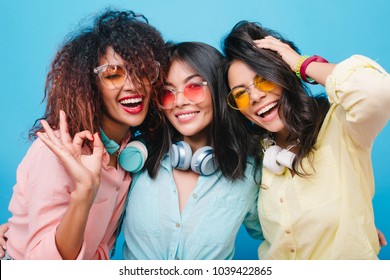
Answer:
[
  {"left": 300, "top": 55, "right": 329, "bottom": 84},
  {"left": 295, "top": 55, "right": 309, "bottom": 80}
]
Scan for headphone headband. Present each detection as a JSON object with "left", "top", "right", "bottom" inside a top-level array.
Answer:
[
  {"left": 170, "top": 141, "right": 217, "bottom": 175},
  {"left": 100, "top": 128, "right": 148, "bottom": 173}
]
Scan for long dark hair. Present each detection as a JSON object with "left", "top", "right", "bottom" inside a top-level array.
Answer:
[
  {"left": 222, "top": 21, "right": 330, "bottom": 175},
  {"left": 30, "top": 9, "right": 168, "bottom": 144},
  {"left": 146, "top": 41, "right": 262, "bottom": 181}
]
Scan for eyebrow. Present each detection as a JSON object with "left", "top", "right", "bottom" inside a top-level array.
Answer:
[
  {"left": 230, "top": 84, "right": 247, "bottom": 90},
  {"left": 164, "top": 74, "right": 203, "bottom": 87},
  {"left": 230, "top": 75, "right": 258, "bottom": 90}
]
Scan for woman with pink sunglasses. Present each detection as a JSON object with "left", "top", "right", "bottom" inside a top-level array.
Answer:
[{"left": 122, "top": 42, "right": 264, "bottom": 259}]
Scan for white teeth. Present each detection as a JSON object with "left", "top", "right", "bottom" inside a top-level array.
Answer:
[
  {"left": 177, "top": 112, "right": 198, "bottom": 119},
  {"left": 257, "top": 102, "right": 277, "bottom": 116},
  {"left": 120, "top": 97, "right": 142, "bottom": 104}
]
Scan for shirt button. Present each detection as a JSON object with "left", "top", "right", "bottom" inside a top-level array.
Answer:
[
  {"left": 175, "top": 223, "right": 181, "bottom": 228},
  {"left": 175, "top": 256, "right": 180, "bottom": 260},
  {"left": 116, "top": 186, "right": 120, "bottom": 191},
  {"left": 279, "top": 198, "right": 284, "bottom": 203},
  {"left": 286, "top": 229, "right": 291, "bottom": 234},
  {"left": 290, "top": 248, "right": 295, "bottom": 253},
  {"left": 192, "top": 194, "right": 198, "bottom": 199}
]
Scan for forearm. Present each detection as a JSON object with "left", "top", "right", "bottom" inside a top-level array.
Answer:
[
  {"left": 304, "top": 61, "right": 336, "bottom": 86},
  {"left": 55, "top": 186, "right": 95, "bottom": 260}
]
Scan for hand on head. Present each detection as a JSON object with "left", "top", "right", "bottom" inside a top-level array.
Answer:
[{"left": 253, "top": 36, "right": 302, "bottom": 72}]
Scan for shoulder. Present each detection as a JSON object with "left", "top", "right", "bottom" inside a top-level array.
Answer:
[{"left": 327, "top": 55, "right": 388, "bottom": 84}]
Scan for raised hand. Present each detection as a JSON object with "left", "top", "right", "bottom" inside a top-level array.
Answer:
[
  {"left": 253, "top": 36, "right": 302, "bottom": 72},
  {"left": 37, "top": 110, "right": 104, "bottom": 206}
]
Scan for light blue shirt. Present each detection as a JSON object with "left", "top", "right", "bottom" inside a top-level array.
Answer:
[{"left": 122, "top": 154, "right": 263, "bottom": 260}]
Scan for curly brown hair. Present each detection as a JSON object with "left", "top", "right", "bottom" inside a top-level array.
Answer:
[{"left": 29, "top": 9, "right": 168, "bottom": 142}]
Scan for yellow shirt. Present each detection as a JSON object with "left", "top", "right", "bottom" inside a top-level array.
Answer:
[{"left": 258, "top": 55, "right": 390, "bottom": 259}]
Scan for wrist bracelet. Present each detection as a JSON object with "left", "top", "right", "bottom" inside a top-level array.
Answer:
[
  {"left": 295, "top": 55, "right": 309, "bottom": 80},
  {"left": 300, "top": 55, "right": 329, "bottom": 84}
]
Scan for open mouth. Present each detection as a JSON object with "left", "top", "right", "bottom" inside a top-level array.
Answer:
[
  {"left": 257, "top": 101, "right": 278, "bottom": 118},
  {"left": 119, "top": 96, "right": 143, "bottom": 108}
]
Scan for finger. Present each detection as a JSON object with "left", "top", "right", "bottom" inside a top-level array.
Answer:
[
  {"left": 88, "top": 133, "right": 105, "bottom": 177},
  {"left": 72, "top": 131, "right": 94, "bottom": 153},
  {"left": 40, "top": 119, "right": 62, "bottom": 147},
  {"left": 92, "top": 132, "right": 104, "bottom": 160},
  {"left": 37, "top": 131, "right": 59, "bottom": 152},
  {"left": 59, "top": 110, "right": 72, "bottom": 145},
  {"left": 265, "top": 35, "right": 281, "bottom": 42},
  {"left": 253, "top": 39, "right": 283, "bottom": 53},
  {"left": 38, "top": 131, "right": 86, "bottom": 177}
]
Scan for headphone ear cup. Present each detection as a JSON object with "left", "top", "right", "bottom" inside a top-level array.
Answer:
[
  {"left": 276, "top": 148, "right": 295, "bottom": 170},
  {"left": 119, "top": 140, "right": 148, "bottom": 173},
  {"left": 170, "top": 141, "right": 192, "bottom": 170},
  {"left": 191, "top": 146, "right": 216, "bottom": 176},
  {"left": 263, "top": 145, "right": 286, "bottom": 175}
]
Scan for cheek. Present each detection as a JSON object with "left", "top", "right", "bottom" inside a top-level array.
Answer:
[
  {"left": 163, "top": 110, "right": 175, "bottom": 125},
  {"left": 240, "top": 108, "right": 252, "bottom": 120}
]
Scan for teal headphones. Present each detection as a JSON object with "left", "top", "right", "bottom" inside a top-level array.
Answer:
[{"left": 99, "top": 128, "right": 148, "bottom": 173}]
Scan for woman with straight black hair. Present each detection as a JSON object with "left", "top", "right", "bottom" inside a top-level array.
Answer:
[{"left": 122, "top": 41, "right": 263, "bottom": 260}]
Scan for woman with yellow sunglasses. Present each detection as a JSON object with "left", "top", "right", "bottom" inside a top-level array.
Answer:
[{"left": 223, "top": 20, "right": 390, "bottom": 259}]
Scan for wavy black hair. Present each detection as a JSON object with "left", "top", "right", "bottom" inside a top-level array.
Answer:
[{"left": 222, "top": 21, "right": 330, "bottom": 176}]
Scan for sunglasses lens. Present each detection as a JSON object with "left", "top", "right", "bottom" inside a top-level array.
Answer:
[
  {"left": 254, "top": 76, "right": 275, "bottom": 92},
  {"left": 100, "top": 65, "right": 126, "bottom": 88},
  {"left": 160, "top": 89, "right": 175, "bottom": 109},
  {"left": 183, "top": 83, "right": 205, "bottom": 103},
  {"left": 228, "top": 88, "right": 249, "bottom": 109},
  {"left": 136, "top": 61, "right": 160, "bottom": 85}
]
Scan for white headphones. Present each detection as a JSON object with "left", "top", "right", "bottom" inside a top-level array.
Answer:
[
  {"left": 170, "top": 141, "right": 217, "bottom": 176},
  {"left": 263, "top": 138, "right": 296, "bottom": 175}
]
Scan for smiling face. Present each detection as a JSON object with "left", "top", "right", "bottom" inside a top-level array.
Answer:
[
  {"left": 228, "top": 60, "right": 286, "bottom": 134},
  {"left": 163, "top": 60, "right": 213, "bottom": 145},
  {"left": 97, "top": 47, "right": 151, "bottom": 137}
]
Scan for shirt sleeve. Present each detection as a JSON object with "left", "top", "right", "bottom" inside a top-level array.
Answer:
[
  {"left": 242, "top": 189, "right": 264, "bottom": 240},
  {"left": 325, "top": 55, "right": 390, "bottom": 149},
  {"left": 20, "top": 139, "right": 87, "bottom": 259}
]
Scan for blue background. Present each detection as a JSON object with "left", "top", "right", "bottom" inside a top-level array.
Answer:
[{"left": 1, "top": 0, "right": 389, "bottom": 260}]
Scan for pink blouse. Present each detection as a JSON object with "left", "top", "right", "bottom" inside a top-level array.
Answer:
[{"left": 5, "top": 133, "right": 131, "bottom": 259}]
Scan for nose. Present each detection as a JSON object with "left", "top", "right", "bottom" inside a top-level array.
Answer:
[
  {"left": 122, "top": 75, "right": 140, "bottom": 91},
  {"left": 173, "top": 90, "right": 188, "bottom": 107},
  {"left": 248, "top": 84, "right": 267, "bottom": 103}
]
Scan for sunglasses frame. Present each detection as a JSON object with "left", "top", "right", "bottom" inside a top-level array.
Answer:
[
  {"left": 227, "top": 75, "right": 275, "bottom": 110},
  {"left": 93, "top": 61, "right": 160, "bottom": 89},
  {"left": 159, "top": 81, "right": 208, "bottom": 109}
]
